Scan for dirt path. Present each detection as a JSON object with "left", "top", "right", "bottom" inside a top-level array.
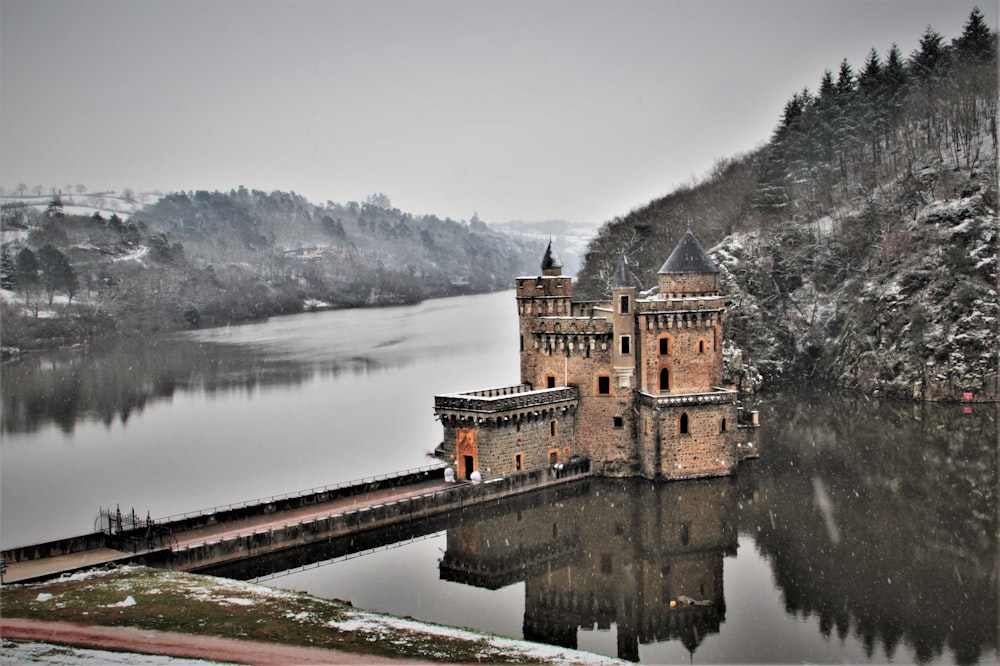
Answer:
[{"left": 1, "top": 618, "right": 433, "bottom": 664}]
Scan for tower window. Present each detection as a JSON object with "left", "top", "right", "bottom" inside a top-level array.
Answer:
[
  {"left": 659, "top": 368, "right": 670, "bottom": 392},
  {"left": 514, "top": 453, "right": 523, "bottom": 470},
  {"left": 613, "top": 416, "right": 624, "bottom": 429},
  {"left": 680, "top": 413, "right": 689, "bottom": 435},
  {"left": 721, "top": 418, "right": 727, "bottom": 433},
  {"left": 620, "top": 335, "right": 631, "bottom": 355},
  {"left": 619, "top": 295, "right": 630, "bottom": 314},
  {"left": 659, "top": 336, "right": 671, "bottom": 355},
  {"left": 550, "top": 421, "right": 557, "bottom": 437},
  {"left": 597, "top": 375, "right": 611, "bottom": 395},
  {"left": 698, "top": 339, "right": 706, "bottom": 354},
  {"left": 546, "top": 375, "right": 556, "bottom": 388}
]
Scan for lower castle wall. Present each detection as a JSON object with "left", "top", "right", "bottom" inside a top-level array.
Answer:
[
  {"left": 637, "top": 402, "right": 738, "bottom": 479},
  {"left": 440, "top": 409, "right": 577, "bottom": 479}
]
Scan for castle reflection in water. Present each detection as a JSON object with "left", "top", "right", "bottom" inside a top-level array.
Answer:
[{"left": 439, "top": 478, "right": 745, "bottom": 661}]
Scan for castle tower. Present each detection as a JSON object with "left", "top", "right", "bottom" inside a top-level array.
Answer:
[
  {"left": 635, "top": 230, "right": 741, "bottom": 479},
  {"left": 611, "top": 254, "right": 637, "bottom": 390},
  {"left": 516, "top": 240, "right": 574, "bottom": 388}
]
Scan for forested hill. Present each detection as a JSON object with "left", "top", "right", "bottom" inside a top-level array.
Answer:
[
  {"left": 1, "top": 189, "right": 542, "bottom": 348},
  {"left": 136, "top": 189, "right": 542, "bottom": 297},
  {"left": 576, "top": 9, "right": 998, "bottom": 401}
]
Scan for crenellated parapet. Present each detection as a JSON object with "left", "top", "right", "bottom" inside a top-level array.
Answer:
[
  {"left": 435, "top": 385, "right": 579, "bottom": 426},
  {"left": 637, "top": 388, "right": 737, "bottom": 408}
]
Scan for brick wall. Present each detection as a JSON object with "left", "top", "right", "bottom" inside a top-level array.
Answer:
[{"left": 658, "top": 273, "right": 719, "bottom": 296}]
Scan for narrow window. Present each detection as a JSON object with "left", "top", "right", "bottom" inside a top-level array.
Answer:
[
  {"left": 721, "top": 418, "right": 727, "bottom": 433},
  {"left": 597, "top": 375, "right": 611, "bottom": 395},
  {"left": 659, "top": 368, "right": 670, "bottom": 392},
  {"left": 698, "top": 339, "right": 705, "bottom": 354},
  {"left": 621, "top": 335, "right": 631, "bottom": 355},
  {"left": 549, "top": 449, "right": 558, "bottom": 464},
  {"left": 520, "top": 335, "right": 524, "bottom": 352},
  {"left": 619, "top": 294, "right": 630, "bottom": 314},
  {"left": 680, "top": 413, "right": 689, "bottom": 435},
  {"left": 550, "top": 421, "right": 557, "bottom": 437},
  {"left": 659, "top": 336, "right": 671, "bottom": 355},
  {"left": 563, "top": 446, "right": 571, "bottom": 460},
  {"left": 514, "top": 453, "right": 523, "bottom": 471},
  {"left": 613, "top": 416, "right": 624, "bottom": 429}
]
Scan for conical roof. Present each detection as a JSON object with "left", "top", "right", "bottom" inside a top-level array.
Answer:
[
  {"left": 541, "top": 239, "right": 563, "bottom": 271},
  {"left": 658, "top": 230, "right": 719, "bottom": 275},
  {"left": 613, "top": 253, "right": 635, "bottom": 288}
]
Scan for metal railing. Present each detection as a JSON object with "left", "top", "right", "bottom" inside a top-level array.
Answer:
[
  {"left": 153, "top": 462, "right": 447, "bottom": 524},
  {"left": 170, "top": 458, "right": 591, "bottom": 553}
]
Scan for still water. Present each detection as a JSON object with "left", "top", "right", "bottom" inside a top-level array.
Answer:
[{"left": 2, "top": 290, "right": 996, "bottom": 664}]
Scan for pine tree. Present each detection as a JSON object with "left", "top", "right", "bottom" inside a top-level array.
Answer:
[{"left": 953, "top": 7, "right": 996, "bottom": 64}]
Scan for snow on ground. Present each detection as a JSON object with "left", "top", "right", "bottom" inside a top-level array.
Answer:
[
  {"left": 327, "top": 610, "right": 621, "bottom": 664},
  {"left": 1, "top": 640, "right": 224, "bottom": 665},
  {"left": 113, "top": 245, "right": 150, "bottom": 262}
]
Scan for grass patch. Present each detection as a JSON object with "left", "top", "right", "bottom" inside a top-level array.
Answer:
[{"left": 1, "top": 565, "right": 613, "bottom": 664}]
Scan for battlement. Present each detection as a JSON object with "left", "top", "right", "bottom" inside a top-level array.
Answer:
[
  {"left": 637, "top": 388, "right": 738, "bottom": 408},
  {"left": 435, "top": 385, "right": 579, "bottom": 419},
  {"left": 525, "top": 317, "right": 614, "bottom": 335}
]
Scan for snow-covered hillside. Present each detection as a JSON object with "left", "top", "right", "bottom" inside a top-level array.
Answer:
[{"left": 0, "top": 190, "right": 162, "bottom": 220}]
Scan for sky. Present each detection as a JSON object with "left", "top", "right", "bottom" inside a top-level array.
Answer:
[{"left": 1, "top": 0, "right": 996, "bottom": 224}]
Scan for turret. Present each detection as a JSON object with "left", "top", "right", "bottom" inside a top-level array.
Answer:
[
  {"left": 611, "top": 254, "right": 637, "bottom": 389},
  {"left": 657, "top": 230, "right": 719, "bottom": 297}
]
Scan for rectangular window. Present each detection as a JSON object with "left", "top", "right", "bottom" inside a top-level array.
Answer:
[
  {"left": 597, "top": 375, "right": 611, "bottom": 395},
  {"left": 514, "top": 453, "right": 523, "bottom": 471},
  {"left": 550, "top": 421, "right": 557, "bottom": 437},
  {"left": 613, "top": 416, "right": 624, "bottom": 429},
  {"left": 621, "top": 335, "right": 631, "bottom": 355},
  {"left": 546, "top": 375, "right": 556, "bottom": 388},
  {"left": 619, "top": 295, "right": 630, "bottom": 314}
]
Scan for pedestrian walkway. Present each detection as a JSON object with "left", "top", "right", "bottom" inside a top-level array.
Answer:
[{"left": 2, "top": 478, "right": 450, "bottom": 585}]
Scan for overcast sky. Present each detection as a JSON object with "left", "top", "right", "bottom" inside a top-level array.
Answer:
[{"left": 1, "top": 1, "right": 996, "bottom": 224}]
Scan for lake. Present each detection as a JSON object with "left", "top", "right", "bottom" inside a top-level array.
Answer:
[{"left": 1, "top": 290, "right": 996, "bottom": 664}]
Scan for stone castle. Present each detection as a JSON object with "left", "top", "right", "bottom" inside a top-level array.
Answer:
[{"left": 434, "top": 230, "right": 759, "bottom": 481}]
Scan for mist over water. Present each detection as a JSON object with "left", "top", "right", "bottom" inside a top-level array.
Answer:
[{"left": 1, "top": 291, "right": 995, "bottom": 663}]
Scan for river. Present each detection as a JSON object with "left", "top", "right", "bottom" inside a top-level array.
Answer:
[{"left": 1, "top": 290, "right": 996, "bottom": 664}]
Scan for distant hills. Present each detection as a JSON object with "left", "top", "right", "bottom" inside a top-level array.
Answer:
[{"left": 0, "top": 189, "right": 552, "bottom": 348}]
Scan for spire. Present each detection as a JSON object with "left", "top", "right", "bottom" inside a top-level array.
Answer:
[
  {"left": 658, "top": 230, "right": 719, "bottom": 275},
  {"left": 613, "top": 253, "right": 635, "bottom": 288},
  {"left": 541, "top": 239, "right": 563, "bottom": 276}
]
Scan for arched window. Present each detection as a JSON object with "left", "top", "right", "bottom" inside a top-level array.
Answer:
[
  {"left": 698, "top": 339, "right": 705, "bottom": 354},
  {"left": 721, "top": 418, "right": 727, "bottom": 433},
  {"left": 679, "top": 413, "right": 689, "bottom": 434},
  {"left": 659, "top": 368, "right": 670, "bottom": 392}
]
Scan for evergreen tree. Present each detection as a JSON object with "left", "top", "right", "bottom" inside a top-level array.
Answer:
[
  {"left": 910, "top": 26, "right": 950, "bottom": 80},
  {"left": 0, "top": 250, "right": 16, "bottom": 290},
  {"left": 15, "top": 247, "right": 38, "bottom": 285},
  {"left": 37, "top": 244, "right": 77, "bottom": 305},
  {"left": 953, "top": 7, "right": 996, "bottom": 64}
]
